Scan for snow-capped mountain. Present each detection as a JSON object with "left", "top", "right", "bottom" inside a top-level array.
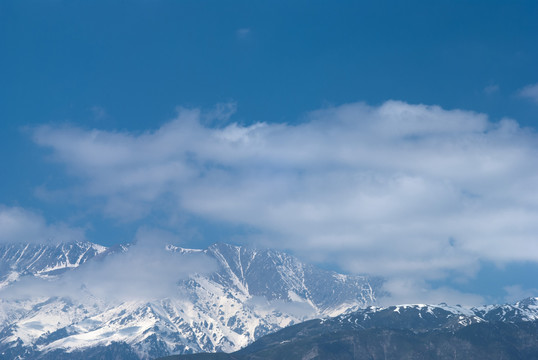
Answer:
[
  {"left": 326, "top": 299, "right": 538, "bottom": 331},
  {"left": 0, "top": 241, "right": 380, "bottom": 359},
  {"left": 175, "top": 298, "right": 538, "bottom": 360},
  {"left": 474, "top": 297, "right": 538, "bottom": 323},
  {"left": 0, "top": 241, "right": 107, "bottom": 288}
]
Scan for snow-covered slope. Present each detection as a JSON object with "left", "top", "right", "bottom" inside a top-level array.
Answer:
[
  {"left": 328, "top": 298, "right": 538, "bottom": 332},
  {"left": 0, "top": 241, "right": 107, "bottom": 288},
  {"left": 474, "top": 296, "right": 538, "bottom": 322},
  {"left": 1, "top": 241, "right": 536, "bottom": 360},
  {"left": 0, "top": 241, "right": 380, "bottom": 359},
  {"left": 195, "top": 243, "right": 377, "bottom": 315},
  {"left": 183, "top": 298, "right": 538, "bottom": 360}
]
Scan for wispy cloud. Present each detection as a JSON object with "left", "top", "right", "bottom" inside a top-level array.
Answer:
[
  {"left": 483, "top": 84, "right": 499, "bottom": 95},
  {"left": 31, "top": 101, "right": 538, "bottom": 285},
  {"left": 379, "top": 278, "right": 484, "bottom": 306},
  {"left": 2, "top": 227, "right": 217, "bottom": 302},
  {"left": 503, "top": 285, "right": 538, "bottom": 303},
  {"left": 0, "top": 206, "right": 85, "bottom": 244},
  {"left": 236, "top": 28, "right": 251, "bottom": 39},
  {"left": 90, "top": 105, "right": 108, "bottom": 121},
  {"left": 518, "top": 83, "right": 538, "bottom": 103}
]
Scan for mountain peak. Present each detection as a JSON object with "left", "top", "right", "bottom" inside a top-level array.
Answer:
[
  {"left": 514, "top": 297, "right": 538, "bottom": 308},
  {"left": 0, "top": 241, "right": 381, "bottom": 359},
  {"left": 0, "top": 240, "right": 109, "bottom": 288}
]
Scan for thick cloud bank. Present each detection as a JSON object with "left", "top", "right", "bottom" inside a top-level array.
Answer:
[{"left": 32, "top": 101, "right": 538, "bottom": 283}]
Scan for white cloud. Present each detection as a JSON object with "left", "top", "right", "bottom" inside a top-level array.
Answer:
[
  {"left": 3, "top": 227, "right": 217, "bottom": 302},
  {"left": 378, "top": 277, "right": 485, "bottom": 306},
  {"left": 247, "top": 296, "right": 316, "bottom": 319},
  {"left": 502, "top": 285, "right": 538, "bottom": 304},
  {"left": 31, "top": 100, "right": 538, "bottom": 287},
  {"left": 518, "top": 83, "right": 538, "bottom": 103},
  {"left": 0, "top": 206, "right": 85, "bottom": 244}
]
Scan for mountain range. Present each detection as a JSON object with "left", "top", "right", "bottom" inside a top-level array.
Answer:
[
  {"left": 0, "top": 241, "right": 380, "bottom": 359},
  {"left": 1, "top": 241, "right": 536, "bottom": 360},
  {"left": 162, "top": 298, "right": 538, "bottom": 360}
]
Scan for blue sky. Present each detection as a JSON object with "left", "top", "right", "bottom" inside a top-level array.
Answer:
[{"left": 1, "top": 0, "right": 538, "bottom": 305}]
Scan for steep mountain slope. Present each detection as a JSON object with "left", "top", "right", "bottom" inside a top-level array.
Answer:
[
  {"left": 163, "top": 298, "right": 538, "bottom": 360},
  {"left": 0, "top": 241, "right": 107, "bottom": 288},
  {"left": 0, "top": 241, "right": 380, "bottom": 359},
  {"left": 191, "top": 243, "right": 378, "bottom": 316}
]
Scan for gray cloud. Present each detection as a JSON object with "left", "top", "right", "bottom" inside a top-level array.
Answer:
[{"left": 31, "top": 100, "right": 538, "bottom": 284}]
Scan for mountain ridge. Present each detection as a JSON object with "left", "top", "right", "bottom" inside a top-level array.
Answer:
[
  {"left": 160, "top": 297, "right": 538, "bottom": 360},
  {"left": 0, "top": 241, "right": 107, "bottom": 288},
  {"left": 0, "top": 240, "right": 380, "bottom": 359}
]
